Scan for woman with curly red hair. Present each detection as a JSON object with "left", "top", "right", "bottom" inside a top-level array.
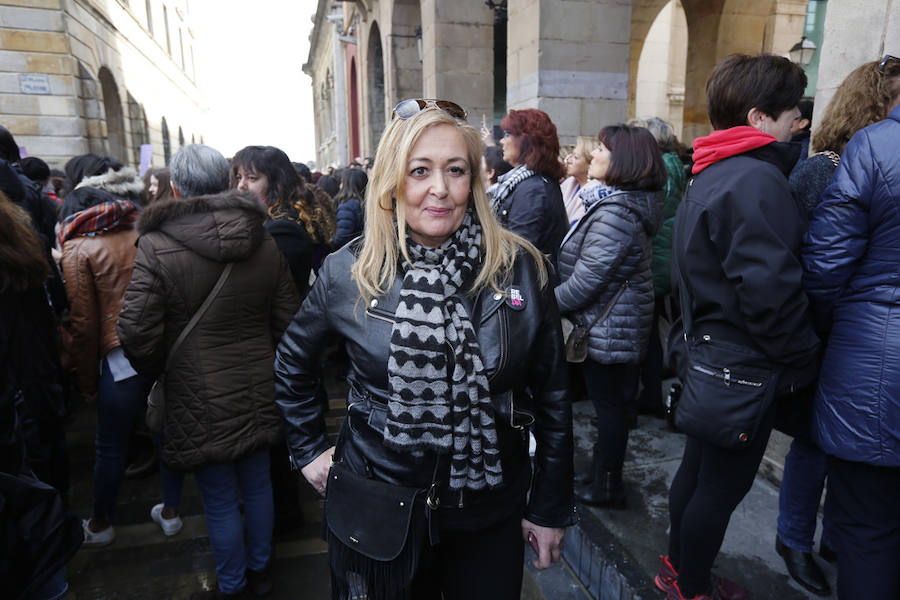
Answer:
[{"left": 492, "top": 109, "right": 568, "bottom": 268}]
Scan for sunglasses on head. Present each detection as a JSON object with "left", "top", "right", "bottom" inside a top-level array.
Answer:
[
  {"left": 879, "top": 54, "right": 899, "bottom": 74},
  {"left": 391, "top": 98, "right": 468, "bottom": 120}
]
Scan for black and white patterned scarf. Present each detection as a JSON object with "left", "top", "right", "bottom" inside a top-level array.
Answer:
[
  {"left": 489, "top": 164, "right": 536, "bottom": 213},
  {"left": 385, "top": 210, "right": 502, "bottom": 491}
]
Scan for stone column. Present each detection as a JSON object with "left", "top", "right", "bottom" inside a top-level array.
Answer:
[
  {"left": 420, "top": 0, "right": 494, "bottom": 126},
  {"left": 506, "top": 0, "right": 631, "bottom": 146},
  {"left": 813, "top": 0, "right": 900, "bottom": 128}
]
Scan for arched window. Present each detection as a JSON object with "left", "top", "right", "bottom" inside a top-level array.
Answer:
[
  {"left": 178, "top": 126, "right": 185, "bottom": 148},
  {"left": 98, "top": 67, "right": 126, "bottom": 161},
  {"left": 161, "top": 117, "right": 171, "bottom": 165}
]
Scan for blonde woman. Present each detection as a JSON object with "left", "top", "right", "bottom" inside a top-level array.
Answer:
[
  {"left": 560, "top": 136, "right": 599, "bottom": 224},
  {"left": 275, "top": 99, "right": 574, "bottom": 600}
]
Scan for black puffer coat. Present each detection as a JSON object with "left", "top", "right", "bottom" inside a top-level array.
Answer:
[
  {"left": 117, "top": 192, "right": 300, "bottom": 470},
  {"left": 556, "top": 190, "right": 663, "bottom": 364},
  {"left": 275, "top": 243, "right": 575, "bottom": 529}
]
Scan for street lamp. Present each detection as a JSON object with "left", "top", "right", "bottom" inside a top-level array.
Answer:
[{"left": 789, "top": 36, "right": 817, "bottom": 67}]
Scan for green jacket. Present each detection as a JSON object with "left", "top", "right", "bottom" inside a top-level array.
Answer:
[{"left": 652, "top": 151, "right": 687, "bottom": 296}]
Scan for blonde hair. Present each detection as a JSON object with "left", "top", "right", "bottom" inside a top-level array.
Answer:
[
  {"left": 813, "top": 60, "right": 900, "bottom": 154},
  {"left": 352, "top": 108, "right": 548, "bottom": 301},
  {"left": 574, "top": 136, "right": 598, "bottom": 163}
]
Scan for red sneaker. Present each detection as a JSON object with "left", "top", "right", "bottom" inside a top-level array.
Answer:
[
  {"left": 665, "top": 579, "right": 720, "bottom": 600},
  {"left": 654, "top": 555, "right": 747, "bottom": 600}
]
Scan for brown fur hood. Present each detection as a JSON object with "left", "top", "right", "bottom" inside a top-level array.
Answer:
[{"left": 137, "top": 190, "right": 268, "bottom": 262}]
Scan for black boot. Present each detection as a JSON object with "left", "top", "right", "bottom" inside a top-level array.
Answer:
[
  {"left": 775, "top": 535, "right": 831, "bottom": 596},
  {"left": 574, "top": 448, "right": 601, "bottom": 486},
  {"left": 576, "top": 468, "right": 627, "bottom": 509}
]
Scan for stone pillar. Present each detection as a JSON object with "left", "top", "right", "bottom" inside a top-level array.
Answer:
[
  {"left": 813, "top": 0, "right": 900, "bottom": 129},
  {"left": 420, "top": 0, "right": 494, "bottom": 126},
  {"left": 763, "top": 0, "right": 808, "bottom": 55},
  {"left": 507, "top": 0, "right": 631, "bottom": 146}
]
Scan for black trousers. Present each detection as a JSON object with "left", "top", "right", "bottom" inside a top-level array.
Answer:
[
  {"left": 667, "top": 404, "right": 775, "bottom": 596},
  {"left": 582, "top": 360, "right": 639, "bottom": 471},
  {"left": 826, "top": 456, "right": 900, "bottom": 600},
  {"left": 409, "top": 510, "right": 525, "bottom": 600}
]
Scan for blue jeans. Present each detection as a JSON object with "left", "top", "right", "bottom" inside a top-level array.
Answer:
[
  {"left": 153, "top": 435, "right": 185, "bottom": 509},
  {"left": 94, "top": 359, "right": 149, "bottom": 521},
  {"left": 194, "top": 449, "right": 274, "bottom": 594},
  {"left": 777, "top": 436, "right": 831, "bottom": 552}
]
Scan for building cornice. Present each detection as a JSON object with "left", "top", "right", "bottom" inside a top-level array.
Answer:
[{"left": 303, "top": 0, "right": 332, "bottom": 75}]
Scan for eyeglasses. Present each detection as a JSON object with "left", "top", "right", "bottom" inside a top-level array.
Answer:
[
  {"left": 391, "top": 98, "right": 467, "bottom": 120},
  {"left": 878, "top": 54, "right": 899, "bottom": 74}
]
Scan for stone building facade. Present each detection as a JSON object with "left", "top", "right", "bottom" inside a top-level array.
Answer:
[
  {"left": 0, "top": 0, "right": 203, "bottom": 170},
  {"left": 306, "top": 0, "right": 893, "bottom": 168}
]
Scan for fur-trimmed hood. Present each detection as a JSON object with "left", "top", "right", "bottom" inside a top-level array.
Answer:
[
  {"left": 137, "top": 190, "right": 267, "bottom": 262},
  {"left": 75, "top": 166, "right": 144, "bottom": 202}
]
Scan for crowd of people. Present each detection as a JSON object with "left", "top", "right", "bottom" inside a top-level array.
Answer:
[{"left": 1, "top": 51, "right": 898, "bottom": 600}]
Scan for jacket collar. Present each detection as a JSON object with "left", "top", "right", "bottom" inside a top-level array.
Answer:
[{"left": 137, "top": 190, "right": 265, "bottom": 234}]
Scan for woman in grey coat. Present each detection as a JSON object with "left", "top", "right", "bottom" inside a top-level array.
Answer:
[{"left": 555, "top": 125, "right": 665, "bottom": 507}]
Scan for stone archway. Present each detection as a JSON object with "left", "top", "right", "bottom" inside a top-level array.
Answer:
[
  {"left": 368, "top": 21, "right": 386, "bottom": 152},
  {"left": 98, "top": 67, "right": 126, "bottom": 161},
  {"left": 127, "top": 93, "right": 149, "bottom": 167},
  {"left": 76, "top": 62, "right": 104, "bottom": 155},
  {"left": 634, "top": 0, "right": 688, "bottom": 138}
]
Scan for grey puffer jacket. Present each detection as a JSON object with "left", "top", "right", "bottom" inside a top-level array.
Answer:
[
  {"left": 117, "top": 191, "right": 300, "bottom": 470},
  {"left": 555, "top": 189, "right": 663, "bottom": 364}
]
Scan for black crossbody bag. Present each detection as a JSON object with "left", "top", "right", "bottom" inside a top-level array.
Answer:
[{"left": 673, "top": 268, "right": 780, "bottom": 449}]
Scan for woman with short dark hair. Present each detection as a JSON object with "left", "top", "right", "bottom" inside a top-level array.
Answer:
[
  {"left": 555, "top": 124, "right": 664, "bottom": 509},
  {"left": 492, "top": 109, "right": 568, "bottom": 268},
  {"left": 657, "top": 54, "right": 820, "bottom": 600}
]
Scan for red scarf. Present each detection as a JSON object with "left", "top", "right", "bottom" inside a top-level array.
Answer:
[
  {"left": 57, "top": 200, "right": 137, "bottom": 247},
  {"left": 691, "top": 126, "right": 776, "bottom": 174}
]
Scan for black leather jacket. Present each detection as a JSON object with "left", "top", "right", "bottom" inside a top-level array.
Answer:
[{"left": 274, "top": 243, "right": 575, "bottom": 529}]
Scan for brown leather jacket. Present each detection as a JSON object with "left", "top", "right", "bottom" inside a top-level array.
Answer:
[{"left": 61, "top": 228, "right": 138, "bottom": 401}]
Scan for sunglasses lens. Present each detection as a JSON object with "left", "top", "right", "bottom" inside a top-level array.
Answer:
[
  {"left": 393, "top": 99, "right": 423, "bottom": 120},
  {"left": 435, "top": 100, "right": 467, "bottom": 119}
]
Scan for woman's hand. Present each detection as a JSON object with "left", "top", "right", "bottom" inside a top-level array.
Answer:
[
  {"left": 300, "top": 446, "right": 335, "bottom": 496},
  {"left": 481, "top": 114, "right": 495, "bottom": 147},
  {"left": 521, "top": 519, "right": 565, "bottom": 570}
]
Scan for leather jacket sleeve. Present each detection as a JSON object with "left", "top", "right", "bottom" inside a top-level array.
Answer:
[
  {"left": 61, "top": 241, "right": 100, "bottom": 400},
  {"left": 274, "top": 259, "right": 336, "bottom": 469},
  {"left": 117, "top": 237, "right": 167, "bottom": 379},
  {"left": 523, "top": 259, "right": 576, "bottom": 528}
]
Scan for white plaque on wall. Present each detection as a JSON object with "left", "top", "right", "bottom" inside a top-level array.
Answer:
[{"left": 19, "top": 73, "right": 51, "bottom": 95}]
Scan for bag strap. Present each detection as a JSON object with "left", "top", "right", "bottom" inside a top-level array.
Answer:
[
  {"left": 575, "top": 280, "right": 629, "bottom": 343},
  {"left": 162, "top": 262, "right": 234, "bottom": 372}
]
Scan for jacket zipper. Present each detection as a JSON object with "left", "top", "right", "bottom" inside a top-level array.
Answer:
[
  {"left": 691, "top": 364, "right": 762, "bottom": 387},
  {"left": 489, "top": 306, "right": 508, "bottom": 383},
  {"left": 366, "top": 307, "right": 395, "bottom": 324}
]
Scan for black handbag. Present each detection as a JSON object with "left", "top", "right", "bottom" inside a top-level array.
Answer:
[
  {"left": 674, "top": 334, "right": 779, "bottom": 449},
  {"left": 563, "top": 281, "right": 629, "bottom": 363},
  {"left": 672, "top": 258, "right": 780, "bottom": 449},
  {"left": 323, "top": 420, "right": 440, "bottom": 600}
]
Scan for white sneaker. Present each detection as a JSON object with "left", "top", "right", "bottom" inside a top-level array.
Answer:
[
  {"left": 81, "top": 518, "right": 115, "bottom": 547},
  {"left": 150, "top": 503, "right": 183, "bottom": 536}
]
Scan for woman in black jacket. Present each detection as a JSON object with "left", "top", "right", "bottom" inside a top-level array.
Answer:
[
  {"left": 331, "top": 167, "right": 367, "bottom": 249},
  {"left": 274, "top": 99, "right": 574, "bottom": 600},
  {"left": 659, "top": 54, "right": 820, "bottom": 600},
  {"left": 232, "top": 145, "right": 336, "bottom": 299},
  {"left": 490, "top": 109, "right": 568, "bottom": 268},
  {"left": 555, "top": 125, "right": 665, "bottom": 508}
]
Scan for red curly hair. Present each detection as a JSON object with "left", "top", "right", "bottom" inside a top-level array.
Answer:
[{"left": 501, "top": 109, "right": 565, "bottom": 180}]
